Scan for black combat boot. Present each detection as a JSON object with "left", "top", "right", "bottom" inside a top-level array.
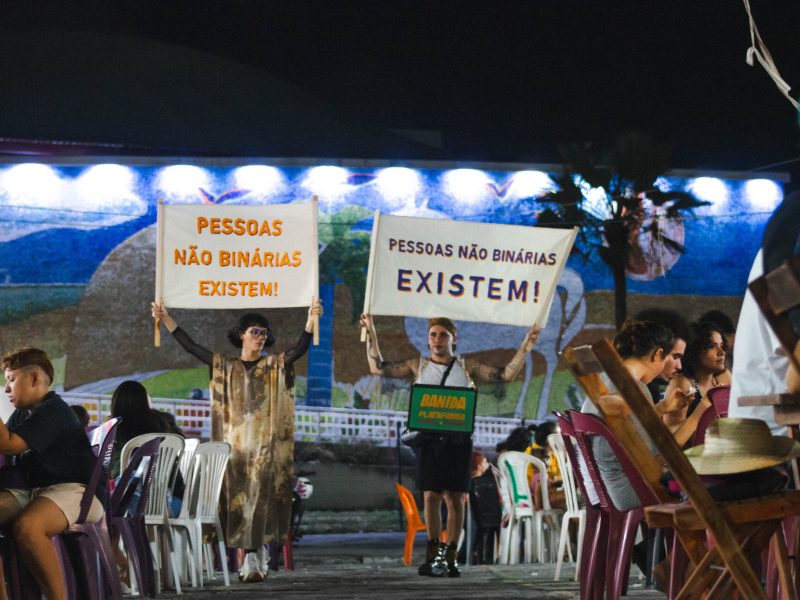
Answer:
[
  {"left": 444, "top": 541, "right": 461, "bottom": 577},
  {"left": 417, "top": 538, "right": 447, "bottom": 577}
]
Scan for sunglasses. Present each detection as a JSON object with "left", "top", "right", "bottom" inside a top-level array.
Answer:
[{"left": 247, "top": 327, "right": 270, "bottom": 337}]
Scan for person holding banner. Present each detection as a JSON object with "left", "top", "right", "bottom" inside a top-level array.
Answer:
[
  {"left": 152, "top": 299, "right": 322, "bottom": 583},
  {"left": 360, "top": 313, "right": 539, "bottom": 577}
]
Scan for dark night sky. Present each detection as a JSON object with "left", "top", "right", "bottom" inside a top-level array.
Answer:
[{"left": 2, "top": 1, "right": 799, "bottom": 175}]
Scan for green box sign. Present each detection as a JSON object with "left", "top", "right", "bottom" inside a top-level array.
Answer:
[{"left": 408, "top": 384, "right": 477, "bottom": 434}]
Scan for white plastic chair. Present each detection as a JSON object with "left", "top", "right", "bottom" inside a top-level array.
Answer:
[
  {"left": 121, "top": 433, "right": 186, "bottom": 594},
  {"left": 548, "top": 432, "right": 585, "bottom": 581},
  {"left": 498, "top": 451, "right": 562, "bottom": 564},
  {"left": 177, "top": 438, "right": 200, "bottom": 487},
  {"left": 492, "top": 465, "right": 513, "bottom": 565},
  {"left": 169, "top": 441, "right": 231, "bottom": 588}
]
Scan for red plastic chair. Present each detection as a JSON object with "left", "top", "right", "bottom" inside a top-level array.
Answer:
[
  {"left": 554, "top": 411, "right": 604, "bottom": 600},
  {"left": 569, "top": 410, "right": 661, "bottom": 600},
  {"left": 707, "top": 385, "right": 730, "bottom": 417}
]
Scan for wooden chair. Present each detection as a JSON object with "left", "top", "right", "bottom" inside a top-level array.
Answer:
[{"left": 585, "top": 338, "right": 800, "bottom": 599}]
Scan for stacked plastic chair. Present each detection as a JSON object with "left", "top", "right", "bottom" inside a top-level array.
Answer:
[
  {"left": 497, "top": 450, "right": 561, "bottom": 564},
  {"left": 554, "top": 412, "right": 605, "bottom": 599},
  {"left": 169, "top": 441, "right": 231, "bottom": 588},
  {"left": 110, "top": 436, "right": 162, "bottom": 598},
  {"left": 121, "top": 433, "right": 186, "bottom": 594},
  {"left": 569, "top": 410, "right": 661, "bottom": 600},
  {"left": 547, "top": 430, "right": 585, "bottom": 582},
  {"left": 61, "top": 417, "right": 123, "bottom": 600}
]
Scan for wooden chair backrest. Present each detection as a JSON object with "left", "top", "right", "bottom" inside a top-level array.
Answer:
[
  {"left": 591, "top": 337, "right": 767, "bottom": 599},
  {"left": 749, "top": 254, "right": 800, "bottom": 373},
  {"left": 561, "top": 345, "right": 669, "bottom": 503}
]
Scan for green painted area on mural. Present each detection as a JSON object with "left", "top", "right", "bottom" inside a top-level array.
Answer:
[
  {"left": 139, "top": 368, "right": 310, "bottom": 401},
  {"left": 140, "top": 368, "right": 209, "bottom": 399},
  {"left": 134, "top": 367, "right": 580, "bottom": 419},
  {"left": 0, "top": 285, "right": 84, "bottom": 325}
]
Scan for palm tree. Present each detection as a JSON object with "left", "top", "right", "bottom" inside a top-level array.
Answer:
[{"left": 536, "top": 131, "right": 708, "bottom": 329}]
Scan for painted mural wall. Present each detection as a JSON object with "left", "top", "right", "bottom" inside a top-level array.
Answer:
[{"left": 0, "top": 160, "right": 783, "bottom": 420}]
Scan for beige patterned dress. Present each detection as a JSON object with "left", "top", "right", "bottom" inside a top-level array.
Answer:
[{"left": 210, "top": 353, "right": 295, "bottom": 548}]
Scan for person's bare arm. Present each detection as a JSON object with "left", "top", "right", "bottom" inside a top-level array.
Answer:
[
  {"left": 359, "top": 313, "right": 418, "bottom": 379},
  {"left": 469, "top": 324, "right": 540, "bottom": 384},
  {"left": 0, "top": 421, "right": 28, "bottom": 455},
  {"left": 670, "top": 400, "right": 711, "bottom": 448},
  {"left": 662, "top": 374, "right": 693, "bottom": 431}
]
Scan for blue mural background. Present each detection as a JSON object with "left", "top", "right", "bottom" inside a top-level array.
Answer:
[{"left": 0, "top": 160, "right": 783, "bottom": 418}]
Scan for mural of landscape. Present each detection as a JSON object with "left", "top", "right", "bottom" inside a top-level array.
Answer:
[{"left": 0, "top": 160, "right": 783, "bottom": 420}]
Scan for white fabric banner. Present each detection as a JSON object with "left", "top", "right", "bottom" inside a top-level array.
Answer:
[
  {"left": 155, "top": 202, "right": 318, "bottom": 309},
  {"left": 364, "top": 214, "right": 576, "bottom": 327}
]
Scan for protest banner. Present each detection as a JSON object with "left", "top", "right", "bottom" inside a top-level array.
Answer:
[
  {"left": 155, "top": 199, "right": 319, "bottom": 345},
  {"left": 363, "top": 213, "right": 576, "bottom": 329}
]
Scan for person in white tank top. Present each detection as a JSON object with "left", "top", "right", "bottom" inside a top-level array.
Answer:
[{"left": 360, "top": 313, "right": 539, "bottom": 577}]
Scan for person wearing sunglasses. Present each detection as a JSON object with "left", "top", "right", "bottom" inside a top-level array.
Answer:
[{"left": 151, "top": 299, "right": 322, "bottom": 583}]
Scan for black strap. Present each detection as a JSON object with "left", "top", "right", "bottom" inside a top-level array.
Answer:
[{"left": 440, "top": 359, "right": 457, "bottom": 386}]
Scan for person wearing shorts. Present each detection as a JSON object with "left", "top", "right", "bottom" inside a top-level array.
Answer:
[
  {"left": 360, "top": 314, "right": 539, "bottom": 577},
  {"left": 0, "top": 347, "right": 101, "bottom": 600}
]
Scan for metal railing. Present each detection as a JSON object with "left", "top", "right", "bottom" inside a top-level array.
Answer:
[{"left": 63, "top": 392, "right": 522, "bottom": 449}]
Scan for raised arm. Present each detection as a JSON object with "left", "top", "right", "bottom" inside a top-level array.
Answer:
[
  {"left": 468, "top": 324, "right": 540, "bottom": 384},
  {"left": 359, "top": 313, "right": 417, "bottom": 380},
  {"left": 284, "top": 299, "right": 323, "bottom": 367},
  {"left": 151, "top": 301, "right": 213, "bottom": 365}
]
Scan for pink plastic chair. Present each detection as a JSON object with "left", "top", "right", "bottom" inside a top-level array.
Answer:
[
  {"left": 61, "top": 417, "right": 123, "bottom": 600},
  {"left": 706, "top": 385, "right": 730, "bottom": 417},
  {"left": 690, "top": 404, "right": 720, "bottom": 447},
  {"left": 554, "top": 411, "right": 604, "bottom": 600},
  {"left": 569, "top": 411, "right": 660, "bottom": 600},
  {"left": 111, "top": 436, "right": 162, "bottom": 598}
]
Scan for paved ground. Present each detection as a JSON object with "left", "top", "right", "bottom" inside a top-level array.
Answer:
[{"left": 157, "top": 532, "right": 667, "bottom": 599}]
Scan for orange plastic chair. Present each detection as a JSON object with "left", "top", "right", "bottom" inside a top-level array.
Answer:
[{"left": 395, "top": 483, "right": 427, "bottom": 566}]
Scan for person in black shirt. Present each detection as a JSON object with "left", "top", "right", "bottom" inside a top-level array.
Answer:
[{"left": 0, "top": 346, "right": 101, "bottom": 600}]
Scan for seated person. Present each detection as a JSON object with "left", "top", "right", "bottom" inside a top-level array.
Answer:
[
  {"left": 580, "top": 319, "right": 695, "bottom": 511},
  {"left": 663, "top": 320, "right": 731, "bottom": 446},
  {"left": 634, "top": 307, "right": 691, "bottom": 403},
  {"left": 526, "top": 421, "right": 564, "bottom": 510},
  {"left": 699, "top": 309, "right": 736, "bottom": 369},
  {"left": 69, "top": 404, "right": 92, "bottom": 432},
  {"left": 0, "top": 346, "right": 102, "bottom": 600},
  {"left": 109, "top": 380, "right": 185, "bottom": 590},
  {"left": 468, "top": 451, "right": 502, "bottom": 564}
]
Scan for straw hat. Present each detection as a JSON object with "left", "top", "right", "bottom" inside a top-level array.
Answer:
[{"left": 685, "top": 418, "right": 800, "bottom": 475}]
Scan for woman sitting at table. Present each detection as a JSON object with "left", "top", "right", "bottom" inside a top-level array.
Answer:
[{"left": 663, "top": 320, "right": 731, "bottom": 446}]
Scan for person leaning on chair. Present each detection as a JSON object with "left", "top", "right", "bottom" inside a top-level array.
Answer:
[
  {"left": 360, "top": 313, "right": 539, "bottom": 577},
  {"left": 0, "top": 347, "right": 102, "bottom": 600}
]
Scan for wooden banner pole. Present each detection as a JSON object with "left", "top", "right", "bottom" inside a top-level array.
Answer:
[
  {"left": 311, "top": 196, "right": 320, "bottom": 346},
  {"left": 154, "top": 198, "right": 165, "bottom": 347},
  {"left": 361, "top": 209, "right": 380, "bottom": 342}
]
